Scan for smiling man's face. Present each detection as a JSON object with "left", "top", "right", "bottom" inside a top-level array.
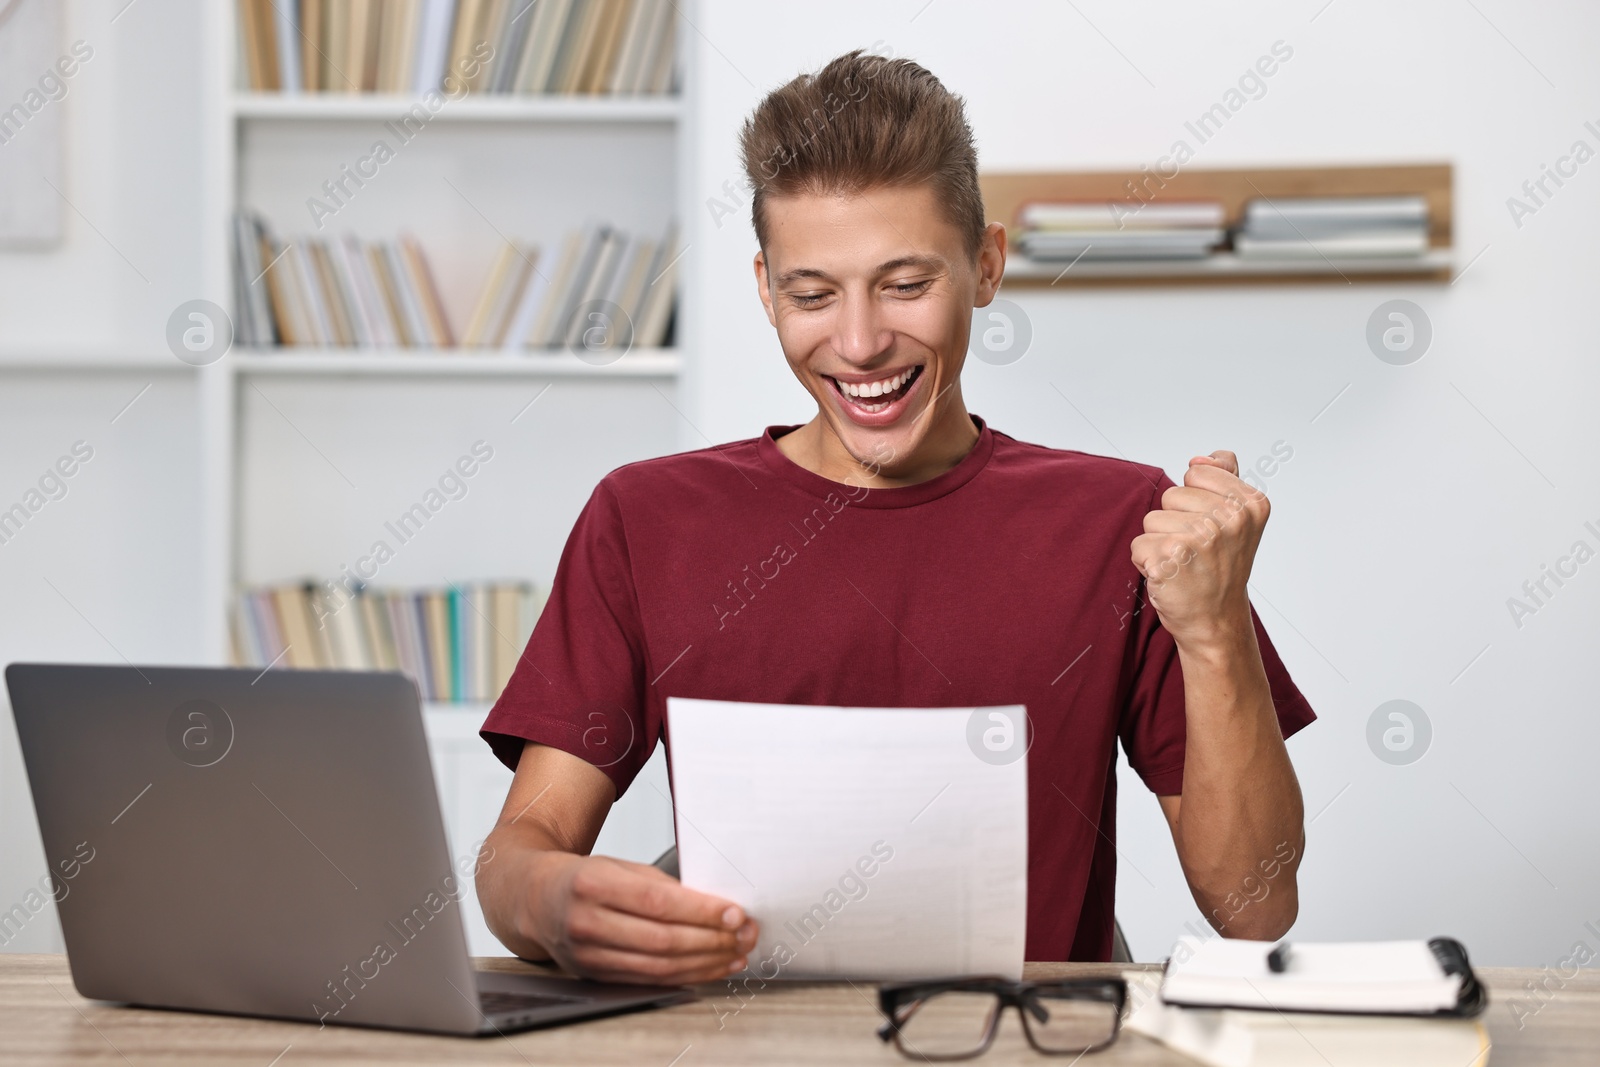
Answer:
[{"left": 754, "top": 183, "right": 1006, "bottom": 485}]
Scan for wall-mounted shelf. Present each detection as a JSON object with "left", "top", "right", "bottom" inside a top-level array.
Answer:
[
  {"left": 231, "top": 349, "right": 681, "bottom": 377},
  {"left": 230, "top": 93, "right": 680, "bottom": 123},
  {"left": 983, "top": 163, "right": 1453, "bottom": 287},
  {"left": 1000, "top": 248, "right": 1455, "bottom": 285}
]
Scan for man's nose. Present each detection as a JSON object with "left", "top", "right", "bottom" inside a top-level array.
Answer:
[{"left": 833, "top": 294, "right": 893, "bottom": 366}]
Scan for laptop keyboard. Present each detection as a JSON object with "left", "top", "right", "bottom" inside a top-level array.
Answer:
[{"left": 479, "top": 989, "right": 588, "bottom": 1017}]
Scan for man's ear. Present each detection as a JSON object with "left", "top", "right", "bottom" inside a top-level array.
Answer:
[
  {"left": 753, "top": 250, "right": 779, "bottom": 328},
  {"left": 973, "top": 222, "right": 1008, "bottom": 309}
]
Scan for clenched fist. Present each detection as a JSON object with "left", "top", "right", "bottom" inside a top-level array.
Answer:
[{"left": 1129, "top": 451, "right": 1269, "bottom": 651}]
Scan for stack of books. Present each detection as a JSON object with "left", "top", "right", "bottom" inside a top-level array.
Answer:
[
  {"left": 233, "top": 581, "right": 546, "bottom": 704},
  {"left": 233, "top": 214, "right": 678, "bottom": 351},
  {"left": 1015, "top": 200, "right": 1226, "bottom": 261},
  {"left": 237, "top": 0, "right": 678, "bottom": 96},
  {"left": 1232, "top": 195, "right": 1431, "bottom": 260}
]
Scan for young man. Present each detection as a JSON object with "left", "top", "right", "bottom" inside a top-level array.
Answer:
[{"left": 477, "top": 51, "right": 1314, "bottom": 984}]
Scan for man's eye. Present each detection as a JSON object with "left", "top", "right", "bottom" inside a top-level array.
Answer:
[
  {"left": 889, "top": 280, "right": 933, "bottom": 296},
  {"left": 790, "top": 292, "right": 828, "bottom": 307}
]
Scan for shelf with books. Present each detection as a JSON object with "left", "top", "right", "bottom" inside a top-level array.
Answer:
[
  {"left": 232, "top": 217, "right": 680, "bottom": 355},
  {"left": 231, "top": 348, "right": 681, "bottom": 376},
  {"left": 229, "top": 92, "right": 680, "bottom": 123},
  {"left": 233, "top": 580, "right": 546, "bottom": 707},
  {"left": 984, "top": 162, "right": 1454, "bottom": 286},
  {"left": 235, "top": 0, "right": 679, "bottom": 99}
]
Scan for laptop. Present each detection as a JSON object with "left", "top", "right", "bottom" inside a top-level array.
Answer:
[{"left": 5, "top": 663, "right": 693, "bottom": 1036}]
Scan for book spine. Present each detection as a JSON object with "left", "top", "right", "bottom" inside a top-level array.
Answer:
[
  {"left": 401, "top": 234, "right": 456, "bottom": 346},
  {"left": 273, "top": 0, "right": 302, "bottom": 93},
  {"left": 232, "top": 595, "right": 260, "bottom": 666},
  {"left": 412, "top": 0, "right": 450, "bottom": 93},
  {"left": 448, "top": 586, "right": 464, "bottom": 702},
  {"left": 488, "top": 247, "right": 538, "bottom": 347},
  {"left": 252, "top": 589, "right": 285, "bottom": 665},
  {"left": 392, "top": 0, "right": 423, "bottom": 92},
  {"left": 259, "top": 0, "right": 284, "bottom": 91},
  {"left": 368, "top": 244, "right": 415, "bottom": 346},
  {"left": 344, "top": 236, "right": 394, "bottom": 347},
  {"left": 644, "top": 0, "right": 675, "bottom": 94},
  {"left": 382, "top": 242, "right": 434, "bottom": 349},
  {"left": 419, "top": 592, "right": 444, "bottom": 702},
  {"left": 498, "top": 253, "right": 544, "bottom": 348},
  {"left": 521, "top": 0, "right": 574, "bottom": 93},
  {"left": 463, "top": 241, "right": 512, "bottom": 346},
  {"left": 325, "top": 0, "right": 350, "bottom": 92},
  {"left": 473, "top": 583, "right": 491, "bottom": 701},
  {"left": 607, "top": 0, "right": 652, "bottom": 94},
  {"left": 306, "top": 582, "right": 335, "bottom": 667},
  {"left": 301, "top": 0, "right": 324, "bottom": 91},
  {"left": 490, "top": 0, "right": 532, "bottom": 93},
  {"left": 309, "top": 242, "right": 356, "bottom": 346},
  {"left": 245, "top": 216, "right": 277, "bottom": 346}
]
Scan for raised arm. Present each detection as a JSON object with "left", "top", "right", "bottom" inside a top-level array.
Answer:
[
  {"left": 476, "top": 740, "right": 759, "bottom": 983},
  {"left": 1131, "top": 451, "right": 1305, "bottom": 940}
]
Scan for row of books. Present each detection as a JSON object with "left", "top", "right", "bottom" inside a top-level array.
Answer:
[
  {"left": 233, "top": 216, "right": 451, "bottom": 348},
  {"left": 462, "top": 219, "right": 678, "bottom": 350},
  {"left": 1015, "top": 195, "right": 1432, "bottom": 262},
  {"left": 237, "top": 0, "right": 677, "bottom": 96},
  {"left": 233, "top": 581, "right": 546, "bottom": 704},
  {"left": 232, "top": 214, "right": 678, "bottom": 350},
  {"left": 1232, "top": 195, "right": 1431, "bottom": 260}
]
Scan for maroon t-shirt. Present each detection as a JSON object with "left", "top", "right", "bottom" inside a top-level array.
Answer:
[{"left": 482, "top": 416, "right": 1315, "bottom": 961}]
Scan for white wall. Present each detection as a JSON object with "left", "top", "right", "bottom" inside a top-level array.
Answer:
[
  {"left": 0, "top": 0, "right": 208, "bottom": 953},
  {"left": 681, "top": 0, "right": 1600, "bottom": 966}
]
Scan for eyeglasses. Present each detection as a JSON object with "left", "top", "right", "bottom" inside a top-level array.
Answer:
[{"left": 876, "top": 976, "right": 1127, "bottom": 1060}]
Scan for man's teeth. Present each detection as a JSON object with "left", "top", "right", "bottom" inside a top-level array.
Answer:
[{"left": 837, "top": 367, "right": 915, "bottom": 398}]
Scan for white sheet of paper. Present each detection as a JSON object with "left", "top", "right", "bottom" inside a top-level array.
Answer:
[{"left": 665, "top": 697, "right": 1029, "bottom": 981}]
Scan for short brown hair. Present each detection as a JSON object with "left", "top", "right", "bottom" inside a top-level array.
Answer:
[{"left": 739, "top": 49, "right": 985, "bottom": 260}]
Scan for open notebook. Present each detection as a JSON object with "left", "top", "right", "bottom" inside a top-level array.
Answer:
[{"left": 1159, "top": 936, "right": 1484, "bottom": 1015}]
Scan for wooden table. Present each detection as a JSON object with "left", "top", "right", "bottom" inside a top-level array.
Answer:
[{"left": 1, "top": 956, "right": 1594, "bottom": 1065}]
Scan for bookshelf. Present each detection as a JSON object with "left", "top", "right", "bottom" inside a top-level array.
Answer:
[
  {"left": 984, "top": 163, "right": 1454, "bottom": 286},
  {"left": 202, "top": 1, "right": 694, "bottom": 952}
]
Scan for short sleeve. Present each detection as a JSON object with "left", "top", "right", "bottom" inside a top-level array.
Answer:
[
  {"left": 480, "top": 478, "right": 655, "bottom": 796},
  {"left": 1118, "top": 474, "right": 1317, "bottom": 796}
]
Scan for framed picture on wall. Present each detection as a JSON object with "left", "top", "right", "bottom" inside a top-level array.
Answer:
[{"left": 0, "top": 0, "right": 64, "bottom": 249}]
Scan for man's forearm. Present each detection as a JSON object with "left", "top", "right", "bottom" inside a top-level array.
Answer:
[
  {"left": 477, "top": 820, "right": 569, "bottom": 961},
  {"left": 1172, "top": 612, "right": 1304, "bottom": 940}
]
